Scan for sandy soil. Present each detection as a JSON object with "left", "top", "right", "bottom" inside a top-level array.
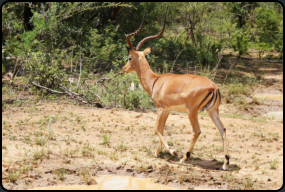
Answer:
[
  {"left": 2, "top": 54, "right": 283, "bottom": 190},
  {"left": 2, "top": 99, "right": 283, "bottom": 190}
]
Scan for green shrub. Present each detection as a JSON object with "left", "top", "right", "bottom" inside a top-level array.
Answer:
[
  {"left": 93, "top": 71, "right": 154, "bottom": 110},
  {"left": 195, "top": 40, "right": 223, "bottom": 67},
  {"left": 232, "top": 28, "right": 250, "bottom": 55},
  {"left": 228, "top": 83, "right": 250, "bottom": 96}
]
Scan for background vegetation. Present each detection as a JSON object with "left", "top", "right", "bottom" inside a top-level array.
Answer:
[{"left": 2, "top": 2, "right": 283, "bottom": 109}]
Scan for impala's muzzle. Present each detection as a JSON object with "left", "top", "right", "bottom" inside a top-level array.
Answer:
[{"left": 122, "top": 66, "right": 127, "bottom": 74}]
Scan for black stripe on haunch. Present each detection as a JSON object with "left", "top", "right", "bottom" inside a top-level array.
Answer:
[
  {"left": 213, "top": 90, "right": 218, "bottom": 108},
  {"left": 198, "top": 91, "right": 213, "bottom": 110}
]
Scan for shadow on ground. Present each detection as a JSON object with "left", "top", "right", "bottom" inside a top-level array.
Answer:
[{"left": 157, "top": 152, "right": 240, "bottom": 171}]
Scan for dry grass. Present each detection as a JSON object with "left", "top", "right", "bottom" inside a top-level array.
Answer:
[{"left": 1, "top": 100, "right": 283, "bottom": 190}]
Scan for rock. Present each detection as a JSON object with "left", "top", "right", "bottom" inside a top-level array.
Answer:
[
  {"left": 147, "top": 169, "right": 153, "bottom": 173},
  {"left": 147, "top": 165, "right": 153, "bottom": 172},
  {"left": 25, "top": 178, "right": 35, "bottom": 183},
  {"left": 45, "top": 170, "right": 52, "bottom": 174},
  {"left": 126, "top": 168, "right": 133, "bottom": 172},
  {"left": 87, "top": 178, "right": 97, "bottom": 185},
  {"left": 116, "top": 166, "right": 122, "bottom": 170},
  {"left": 30, "top": 173, "right": 41, "bottom": 179}
]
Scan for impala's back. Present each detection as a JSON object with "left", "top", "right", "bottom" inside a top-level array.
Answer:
[{"left": 152, "top": 74, "right": 217, "bottom": 112}]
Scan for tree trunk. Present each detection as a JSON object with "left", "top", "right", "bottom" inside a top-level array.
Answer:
[
  {"left": 189, "top": 28, "right": 196, "bottom": 46},
  {"left": 22, "top": 3, "right": 35, "bottom": 30},
  {"left": 95, "top": 6, "right": 124, "bottom": 28}
]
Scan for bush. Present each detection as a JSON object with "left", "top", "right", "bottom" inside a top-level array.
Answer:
[
  {"left": 92, "top": 70, "right": 154, "bottom": 110},
  {"left": 232, "top": 27, "right": 250, "bottom": 55},
  {"left": 195, "top": 40, "right": 223, "bottom": 67},
  {"left": 86, "top": 23, "right": 126, "bottom": 72}
]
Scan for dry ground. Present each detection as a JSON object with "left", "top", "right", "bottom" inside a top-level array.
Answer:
[
  {"left": 2, "top": 100, "right": 283, "bottom": 190},
  {"left": 2, "top": 53, "right": 283, "bottom": 190}
]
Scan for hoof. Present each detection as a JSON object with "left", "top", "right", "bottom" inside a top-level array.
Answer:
[
  {"left": 179, "top": 159, "right": 184, "bottom": 164},
  {"left": 154, "top": 151, "right": 160, "bottom": 158},
  {"left": 223, "top": 164, "right": 228, "bottom": 171},
  {"left": 170, "top": 149, "right": 177, "bottom": 156}
]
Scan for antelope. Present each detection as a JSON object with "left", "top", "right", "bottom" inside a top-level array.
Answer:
[{"left": 122, "top": 14, "right": 230, "bottom": 170}]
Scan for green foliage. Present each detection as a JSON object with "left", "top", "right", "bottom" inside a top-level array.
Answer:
[
  {"left": 227, "top": 2, "right": 253, "bottom": 55},
  {"left": 256, "top": 7, "right": 280, "bottom": 45},
  {"left": 8, "top": 171, "right": 19, "bottom": 182},
  {"left": 2, "top": 2, "right": 283, "bottom": 110},
  {"left": 18, "top": 3, "right": 69, "bottom": 89},
  {"left": 92, "top": 71, "right": 154, "bottom": 110},
  {"left": 86, "top": 23, "right": 125, "bottom": 71},
  {"left": 151, "top": 37, "right": 185, "bottom": 70},
  {"left": 3, "top": 2, "right": 283, "bottom": 74},
  {"left": 2, "top": 64, "right": 5, "bottom": 74},
  {"left": 232, "top": 32, "right": 249, "bottom": 55},
  {"left": 226, "top": 2, "right": 258, "bottom": 28},
  {"left": 195, "top": 37, "right": 224, "bottom": 67},
  {"left": 255, "top": 6, "right": 283, "bottom": 56}
]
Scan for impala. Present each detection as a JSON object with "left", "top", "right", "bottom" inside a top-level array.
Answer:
[{"left": 122, "top": 14, "right": 230, "bottom": 170}]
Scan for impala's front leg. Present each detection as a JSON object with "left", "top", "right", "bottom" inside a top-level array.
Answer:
[{"left": 154, "top": 108, "right": 176, "bottom": 157}]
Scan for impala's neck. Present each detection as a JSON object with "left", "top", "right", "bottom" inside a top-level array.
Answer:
[{"left": 135, "top": 58, "right": 160, "bottom": 96}]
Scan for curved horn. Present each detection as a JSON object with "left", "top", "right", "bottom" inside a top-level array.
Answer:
[
  {"left": 135, "top": 8, "right": 168, "bottom": 51},
  {"left": 125, "top": 13, "right": 145, "bottom": 50}
]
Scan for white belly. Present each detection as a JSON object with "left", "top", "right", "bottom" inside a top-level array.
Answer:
[{"left": 166, "top": 104, "right": 188, "bottom": 112}]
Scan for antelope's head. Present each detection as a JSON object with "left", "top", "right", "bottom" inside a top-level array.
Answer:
[{"left": 122, "top": 14, "right": 166, "bottom": 74}]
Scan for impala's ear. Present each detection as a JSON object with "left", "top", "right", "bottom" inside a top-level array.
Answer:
[{"left": 143, "top": 47, "right": 151, "bottom": 56}]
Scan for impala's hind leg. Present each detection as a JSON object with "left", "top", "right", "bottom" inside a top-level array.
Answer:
[
  {"left": 154, "top": 108, "right": 176, "bottom": 157},
  {"left": 180, "top": 111, "right": 201, "bottom": 163},
  {"left": 207, "top": 108, "right": 229, "bottom": 170}
]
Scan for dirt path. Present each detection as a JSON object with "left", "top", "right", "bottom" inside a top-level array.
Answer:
[{"left": 2, "top": 100, "right": 283, "bottom": 190}]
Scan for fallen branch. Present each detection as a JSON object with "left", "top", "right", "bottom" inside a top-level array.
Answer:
[
  {"left": 31, "top": 81, "right": 67, "bottom": 94},
  {"left": 94, "top": 72, "right": 123, "bottom": 86},
  {"left": 59, "top": 85, "right": 80, "bottom": 96},
  {"left": 30, "top": 81, "right": 103, "bottom": 108},
  {"left": 83, "top": 79, "right": 101, "bottom": 101},
  {"left": 264, "top": 60, "right": 283, "bottom": 63}
]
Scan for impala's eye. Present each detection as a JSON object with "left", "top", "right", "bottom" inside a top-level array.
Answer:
[{"left": 128, "top": 57, "right": 131, "bottom": 61}]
